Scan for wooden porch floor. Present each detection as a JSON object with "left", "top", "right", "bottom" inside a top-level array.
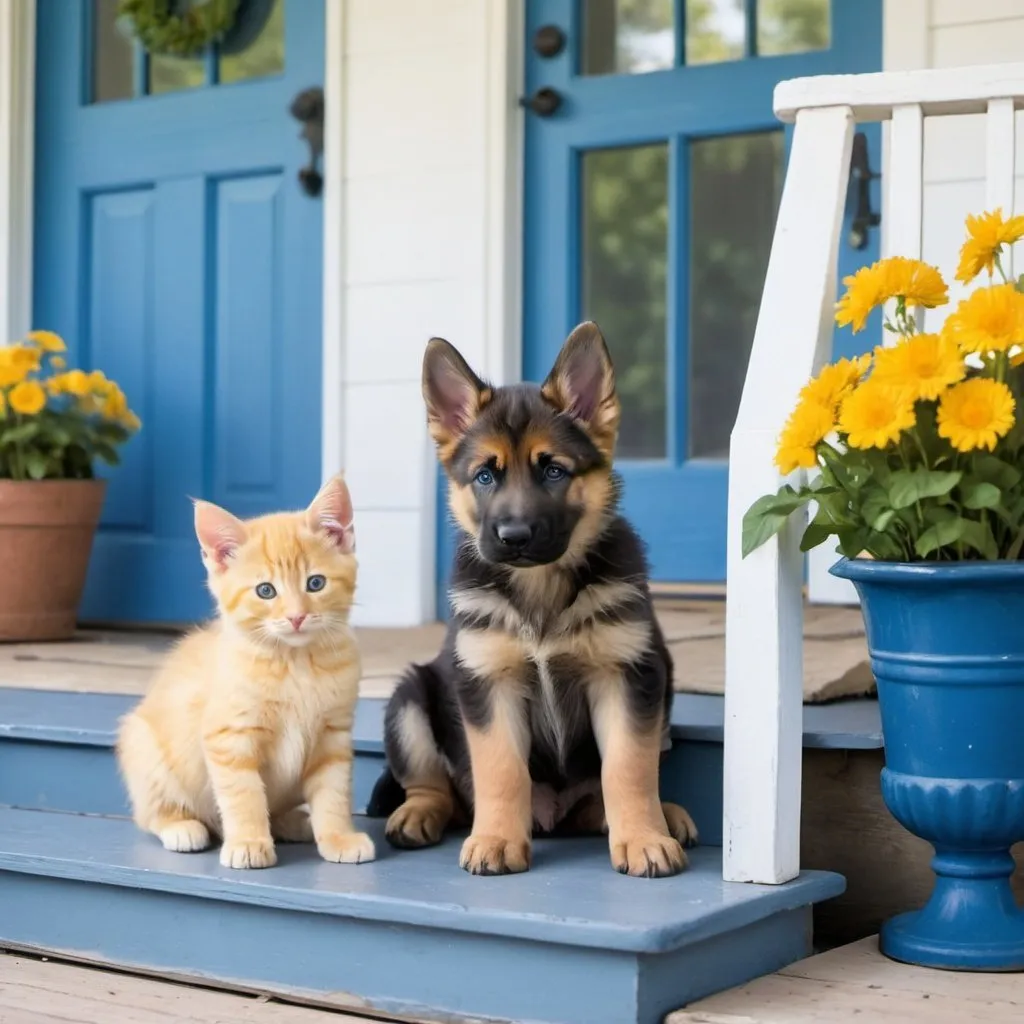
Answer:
[
  {"left": 0, "top": 599, "right": 873, "bottom": 704},
  {"left": 8, "top": 936, "right": 1020, "bottom": 1023}
]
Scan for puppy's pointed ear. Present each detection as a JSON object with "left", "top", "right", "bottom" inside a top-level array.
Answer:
[
  {"left": 541, "top": 321, "right": 620, "bottom": 457},
  {"left": 422, "top": 338, "right": 490, "bottom": 460},
  {"left": 194, "top": 500, "right": 247, "bottom": 572},
  {"left": 307, "top": 473, "right": 355, "bottom": 553}
]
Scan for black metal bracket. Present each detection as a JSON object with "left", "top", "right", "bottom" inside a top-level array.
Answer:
[
  {"left": 290, "top": 86, "right": 324, "bottom": 198},
  {"left": 849, "top": 131, "right": 881, "bottom": 250}
]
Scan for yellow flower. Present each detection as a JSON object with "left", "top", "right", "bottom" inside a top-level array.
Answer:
[
  {"left": 121, "top": 410, "right": 141, "bottom": 432},
  {"left": 838, "top": 380, "right": 917, "bottom": 449},
  {"left": 8, "top": 380, "right": 47, "bottom": 416},
  {"left": 942, "top": 283, "right": 1024, "bottom": 354},
  {"left": 0, "top": 390, "right": 6, "bottom": 416},
  {"left": 870, "top": 333, "right": 966, "bottom": 401},
  {"left": 51, "top": 369, "right": 90, "bottom": 397},
  {"left": 938, "top": 378, "right": 1015, "bottom": 452},
  {"left": 835, "top": 257, "right": 949, "bottom": 332},
  {"left": 49, "top": 356, "right": 66, "bottom": 370},
  {"left": 102, "top": 386, "right": 128, "bottom": 421},
  {"left": 0, "top": 344, "right": 41, "bottom": 385},
  {"left": 955, "top": 209, "right": 1024, "bottom": 283},
  {"left": 799, "top": 354, "right": 872, "bottom": 412},
  {"left": 25, "top": 330, "right": 66, "bottom": 353},
  {"left": 775, "top": 399, "right": 835, "bottom": 474}
]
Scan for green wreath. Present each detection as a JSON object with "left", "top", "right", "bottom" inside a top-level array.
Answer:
[{"left": 118, "top": 0, "right": 240, "bottom": 58}]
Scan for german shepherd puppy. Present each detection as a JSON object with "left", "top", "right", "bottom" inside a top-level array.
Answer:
[{"left": 367, "top": 322, "right": 697, "bottom": 877}]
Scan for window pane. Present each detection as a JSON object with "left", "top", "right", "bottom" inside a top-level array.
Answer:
[
  {"left": 581, "top": 145, "right": 669, "bottom": 459},
  {"left": 582, "top": 0, "right": 675, "bottom": 77},
  {"left": 689, "top": 132, "right": 784, "bottom": 458},
  {"left": 149, "top": 54, "right": 206, "bottom": 95},
  {"left": 686, "top": 0, "right": 745, "bottom": 65},
  {"left": 757, "top": 0, "right": 830, "bottom": 56},
  {"left": 219, "top": 0, "right": 285, "bottom": 84},
  {"left": 92, "top": 0, "right": 135, "bottom": 103}
]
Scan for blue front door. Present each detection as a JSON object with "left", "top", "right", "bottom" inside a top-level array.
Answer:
[
  {"left": 34, "top": 0, "right": 324, "bottom": 623},
  {"left": 523, "top": 0, "right": 881, "bottom": 582}
]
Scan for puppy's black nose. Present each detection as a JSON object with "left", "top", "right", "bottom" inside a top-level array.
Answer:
[{"left": 495, "top": 521, "right": 533, "bottom": 549}]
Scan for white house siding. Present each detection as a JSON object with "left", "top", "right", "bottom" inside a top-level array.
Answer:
[
  {"left": 336, "top": 0, "right": 520, "bottom": 627},
  {"left": 910, "top": 1, "right": 1024, "bottom": 323}
]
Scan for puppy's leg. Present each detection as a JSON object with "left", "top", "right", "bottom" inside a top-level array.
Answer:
[
  {"left": 384, "top": 669, "right": 455, "bottom": 849},
  {"left": 589, "top": 671, "right": 686, "bottom": 878},
  {"left": 459, "top": 683, "right": 532, "bottom": 875}
]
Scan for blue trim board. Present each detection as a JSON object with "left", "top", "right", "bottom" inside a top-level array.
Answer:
[
  {"left": 0, "top": 809, "right": 841, "bottom": 1024},
  {"left": 0, "top": 687, "right": 884, "bottom": 751}
]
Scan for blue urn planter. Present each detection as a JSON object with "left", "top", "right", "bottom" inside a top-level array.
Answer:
[{"left": 831, "top": 558, "right": 1024, "bottom": 971}]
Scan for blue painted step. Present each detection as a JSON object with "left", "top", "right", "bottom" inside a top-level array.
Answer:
[
  {"left": 0, "top": 806, "right": 844, "bottom": 1024},
  {"left": 0, "top": 687, "right": 882, "bottom": 848}
]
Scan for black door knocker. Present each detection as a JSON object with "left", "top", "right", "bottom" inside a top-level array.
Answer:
[
  {"left": 848, "top": 131, "right": 881, "bottom": 251},
  {"left": 290, "top": 86, "right": 324, "bottom": 197}
]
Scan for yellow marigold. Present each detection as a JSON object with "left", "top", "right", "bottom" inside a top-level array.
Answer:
[
  {"left": 956, "top": 209, "right": 1024, "bottom": 283},
  {"left": 775, "top": 399, "right": 834, "bottom": 475},
  {"left": 25, "top": 330, "right": 66, "bottom": 353},
  {"left": 8, "top": 380, "right": 47, "bottom": 416},
  {"left": 0, "top": 390, "right": 6, "bottom": 416},
  {"left": 838, "top": 380, "right": 917, "bottom": 449},
  {"left": 938, "top": 378, "right": 1015, "bottom": 452},
  {"left": 799, "top": 354, "right": 872, "bottom": 411},
  {"left": 870, "top": 333, "right": 966, "bottom": 401},
  {"left": 835, "top": 257, "right": 949, "bottom": 333},
  {"left": 942, "top": 283, "right": 1024, "bottom": 354},
  {"left": 121, "top": 410, "right": 141, "bottom": 432},
  {"left": 102, "top": 386, "right": 128, "bottom": 421},
  {"left": 49, "top": 355, "right": 66, "bottom": 370},
  {"left": 0, "top": 344, "right": 41, "bottom": 386},
  {"left": 49, "top": 369, "right": 90, "bottom": 397}
]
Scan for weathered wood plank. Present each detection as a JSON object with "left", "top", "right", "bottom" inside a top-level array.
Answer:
[
  {"left": 0, "top": 952, "right": 376, "bottom": 1023},
  {"left": 670, "top": 937, "right": 1024, "bottom": 1023}
]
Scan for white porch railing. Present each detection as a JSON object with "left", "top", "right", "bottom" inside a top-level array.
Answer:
[{"left": 723, "top": 62, "right": 1024, "bottom": 885}]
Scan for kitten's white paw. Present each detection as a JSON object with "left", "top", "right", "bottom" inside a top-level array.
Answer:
[
  {"left": 159, "top": 819, "right": 211, "bottom": 853},
  {"left": 272, "top": 807, "right": 314, "bottom": 843},
  {"left": 318, "top": 830, "right": 376, "bottom": 864},
  {"left": 220, "top": 838, "right": 277, "bottom": 869}
]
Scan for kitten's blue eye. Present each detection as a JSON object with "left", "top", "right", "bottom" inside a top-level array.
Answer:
[
  {"left": 255, "top": 582, "right": 276, "bottom": 600},
  {"left": 306, "top": 574, "right": 326, "bottom": 593},
  {"left": 474, "top": 467, "right": 495, "bottom": 487},
  {"left": 544, "top": 464, "right": 568, "bottom": 482}
]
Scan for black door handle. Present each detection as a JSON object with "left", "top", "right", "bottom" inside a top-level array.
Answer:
[
  {"left": 290, "top": 87, "right": 324, "bottom": 197},
  {"left": 848, "top": 131, "right": 881, "bottom": 251},
  {"left": 519, "top": 88, "right": 562, "bottom": 117}
]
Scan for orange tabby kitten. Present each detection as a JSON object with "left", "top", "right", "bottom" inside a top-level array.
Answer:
[{"left": 116, "top": 474, "right": 374, "bottom": 870}]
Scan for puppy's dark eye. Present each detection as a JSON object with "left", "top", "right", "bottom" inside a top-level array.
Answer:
[
  {"left": 306, "top": 574, "right": 326, "bottom": 593},
  {"left": 474, "top": 467, "right": 495, "bottom": 486},
  {"left": 255, "top": 582, "right": 277, "bottom": 600},
  {"left": 543, "top": 464, "right": 568, "bottom": 482}
]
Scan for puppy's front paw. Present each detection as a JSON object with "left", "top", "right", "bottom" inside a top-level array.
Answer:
[
  {"left": 662, "top": 802, "right": 699, "bottom": 848},
  {"left": 318, "top": 830, "right": 376, "bottom": 864},
  {"left": 610, "top": 830, "right": 686, "bottom": 878},
  {"left": 386, "top": 800, "right": 448, "bottom": 849},
  {"left": 220, "top": 838, "right": 277, "bottom": 870},
  {"left": 459, "top": 833, "right": 531, "bottom": 875}
]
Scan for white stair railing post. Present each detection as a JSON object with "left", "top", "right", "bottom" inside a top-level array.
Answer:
[{"left": 723, "top": 105, "right": 855, "bottom": 885}]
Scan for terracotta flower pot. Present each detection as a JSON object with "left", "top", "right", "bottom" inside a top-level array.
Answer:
[{"left": 0, "top": 479, "right": 106, "bottom": 641}]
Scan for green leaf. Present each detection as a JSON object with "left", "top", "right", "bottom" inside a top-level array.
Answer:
[
  {"left": 23, "top": 450, "right": 48, "bottom": 480},
  {"left": 835, "top": 527, "right": 871, "bottom": 559},
  {"left": 889, "top": 469, "right": 963, "bottom": 510},
  {"left": 741, "top": 486, "right": 813, "bottom": 558},
  {"left": 860, "top": 487, "right": 895, "bottom": 532},
  {"left": 0, "top": 422, "right": 39, "bottom": 445},
  {"left": 973, "top": 455, "right": 1022, "bottom": 491},
  {"left": 93, "top": 442, "right": 120, "bottom": 467},
  {"left": 915, "top": 517, "right": 966, "bottom": 558},
  {"left": 799, "top": 521, "right": 835, "bottom": 553},
  {"left": 960, "top": 480, "right": 1002, "bottom": 510},
  {"left": 959, "top": 519, "right": 999, "bottom": 560}
]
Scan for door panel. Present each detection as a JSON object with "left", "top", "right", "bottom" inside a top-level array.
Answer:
[
  {"left": 34, "top": 0, "right": 324, "bottom": 623},
  {"left": 522, "top": 0, "right": 882, "bottom": 583}
]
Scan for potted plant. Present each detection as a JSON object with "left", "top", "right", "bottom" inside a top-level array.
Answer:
[
  {"left": 744, "top": 210, "right": 1024, "bottom": 971},
  {"left": 0, "top": 331, "right": 140, "bottom": 641}
]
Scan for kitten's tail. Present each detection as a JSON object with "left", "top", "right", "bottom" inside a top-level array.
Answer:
[{"left": 366, "top": 766, "right": 406, "bottom": 818}]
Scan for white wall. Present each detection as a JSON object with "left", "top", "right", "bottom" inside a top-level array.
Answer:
[
  {"left": 335, "top": 0, "right": 522, "bottom": 627},
  {"left": 901, "top": 1, "right": 1024, "bottom": 321}
]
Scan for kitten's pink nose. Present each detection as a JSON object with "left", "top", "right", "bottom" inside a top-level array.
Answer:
[{"left": 288, "top": 614, "right": 307, "bottom": 632}]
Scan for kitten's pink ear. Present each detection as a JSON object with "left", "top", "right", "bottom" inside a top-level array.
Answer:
[
  {"left": 307, "top": 474, "right": 355, "bottom": 553},
  {"left": 194, "top": 500, "right": 247, "bottom": 571}
]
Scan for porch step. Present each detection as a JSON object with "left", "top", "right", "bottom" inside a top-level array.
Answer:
[
  {"left": 0, "top": 687, "right": 882, "bottom": 847},
  {"left": 0, "top": 806, "right": 844, "bottom": 1024}
]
